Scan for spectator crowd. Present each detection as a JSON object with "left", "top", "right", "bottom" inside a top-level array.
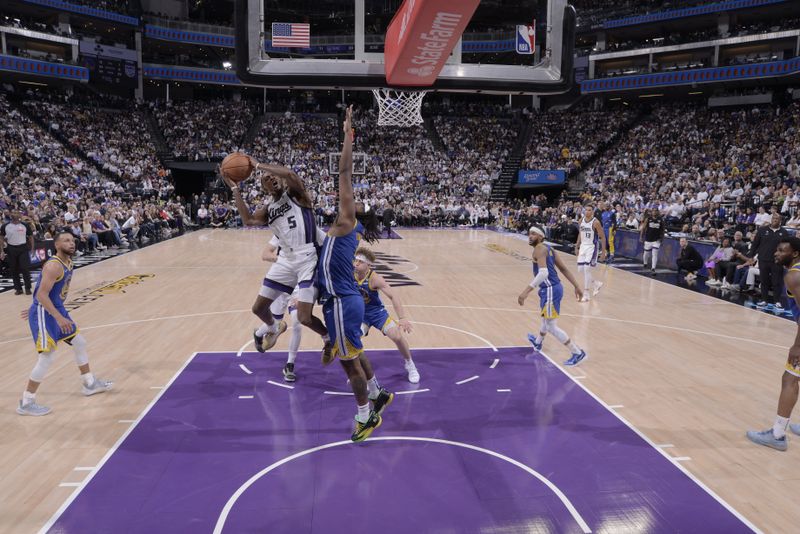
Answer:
[{"left": 3, "top": 87, "right": 800, "bottom": 308}]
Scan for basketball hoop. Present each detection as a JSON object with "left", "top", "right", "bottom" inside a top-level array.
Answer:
[{"left": 371, "top": 88, "right": 427, "bottom": 127}]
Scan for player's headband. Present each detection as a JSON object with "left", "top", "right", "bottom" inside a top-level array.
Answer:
[
  {"left": 529, "top": 226, "right": 545, "bottom": 237},
  {"left": 355, "top": 254, "right": 371, "bottom": 265}
]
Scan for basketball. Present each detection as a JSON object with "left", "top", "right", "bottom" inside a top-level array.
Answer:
[{"left": 220, "top": 152, "right": 254, "bottom": 183}]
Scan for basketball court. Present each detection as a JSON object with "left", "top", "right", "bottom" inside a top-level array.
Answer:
[
  {"left": 1, "top": 0, "right": 797, "bottom": 532},
  {"left": 1, "top": 228, "right": 798, "bottom": 533}
]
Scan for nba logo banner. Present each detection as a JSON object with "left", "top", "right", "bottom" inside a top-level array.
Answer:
[{"left": 516, "top": 24, "right": 534, "bottom": 55}]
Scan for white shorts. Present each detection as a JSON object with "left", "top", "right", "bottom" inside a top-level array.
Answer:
[
  {"left": 259, "top": 247, "right": 317, "bottom": 303},
  {"left": 644, "top": 241, "right": 661, "bottom": 251},
  {"left": 577, "top": 244, "right": 598, "bottom": 266}
]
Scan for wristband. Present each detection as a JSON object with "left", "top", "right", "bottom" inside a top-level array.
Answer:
[{"left": 230, "top": 186, "right": 239, "bottom": 192}]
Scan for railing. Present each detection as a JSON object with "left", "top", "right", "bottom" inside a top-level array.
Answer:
[
  {"left": 141, "top": 15, "right": 235, "bottom": 36},
  {"left": 582, "top": 56, "right": 800, "bottom": 92},
  {"left": 0, "top": 54, "right": 88, "bottom": 80}
]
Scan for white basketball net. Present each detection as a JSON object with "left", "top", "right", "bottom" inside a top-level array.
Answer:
[{"left": 371, "top": 88, "right": 427, "bottom": 127}]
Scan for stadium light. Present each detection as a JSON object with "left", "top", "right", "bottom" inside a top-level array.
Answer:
[{"left": 222, "top": 61, "right": 232, "bottom": 69}]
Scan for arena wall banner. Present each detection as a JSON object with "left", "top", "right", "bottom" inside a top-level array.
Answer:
[{"left": 517, "top": 170, "right": 566, "bottom": 185}]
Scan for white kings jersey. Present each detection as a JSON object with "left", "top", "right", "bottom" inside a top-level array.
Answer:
[
  {"left": 265, "top": 191, "right": 317, "bottom": 249},
  {"left": 579, "top": 217, "right": 597, "bottom": 247}
]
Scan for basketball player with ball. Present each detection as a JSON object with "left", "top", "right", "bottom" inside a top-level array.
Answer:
[{"left": 220, "top": 152, "right": 331, "bottom": 360}]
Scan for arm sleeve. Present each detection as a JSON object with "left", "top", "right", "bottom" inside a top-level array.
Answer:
[{"left": 530, "top": 268, "right": 549, "bottom": 289}]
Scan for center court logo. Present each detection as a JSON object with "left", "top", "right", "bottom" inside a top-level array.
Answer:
[
  {"left": 66, "top": 274, "right": 155, "bottom": 311},
  {"left": 371, "top": 252, "right": 421, "bottom": 287}
]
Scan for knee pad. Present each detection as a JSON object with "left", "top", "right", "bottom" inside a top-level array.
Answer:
[
  {"left": 72, "top": 334, "right": 89, "bottom": 366},
  {"left": 30, "top": 352, "right": 55, "bottom": 382},
  {"left": 545, "top": 320, "right": 569, "bottom": 343},
  {"left": 543, "top": 318, "right": 557, "bottom": 334}
]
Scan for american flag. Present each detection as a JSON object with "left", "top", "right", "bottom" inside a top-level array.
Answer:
[{"left": 271, "top": 22, "right": 310, "bottom": 48}]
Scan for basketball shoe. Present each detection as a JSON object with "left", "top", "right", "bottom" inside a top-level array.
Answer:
[
  {"left": 564, "top": 350, "right": 587, "bottom": 366},
  {"left": 321, "top": 341, "right": 334, "bottom": 365},
  {"left": 372, "top": 388, "right": 394, "bottom": 415},
  {"left": 592, "top": 281, "right": 604, "bottom": 296},
  {"left": 82, "top": 377, "right": 113, "bottom": 396},
  {"left": 261, "top": 320, "right": 287, "bottom": 351},
  {"left": 352, "top": 411, "right": 382, "bottom": 442},
  {"left": 17, "top": 399, "right": 51, "bottom": 416},
  {"left": 527, "top": 333, "right": 543, "bottom": 352},
  {"left": 405, "top": 360, "right": 420, "bottom": 383},
  {"left": 746, "top": 429, "right": 787, "bottom": 451},
  {"left": 253, "top": 330, "right": 265, "bottom": 353},
  {"left": 282, "top": 363, "right": 296, "bottom": 383}
]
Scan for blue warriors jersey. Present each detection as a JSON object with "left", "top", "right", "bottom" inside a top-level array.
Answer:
[
  {"left": 533, "top": 244, "right": 561, "bottom": 287},
  {"left": 33, "top": 257, "right": 73, "bottom": 308},
  {"left": 356, "top": 269, "right": 384, "bottom": 310},
  {"left": 317, "top": 221, "right": 364, "bottom": 301},
  {"left": 29, "top": 256, "right": 77, "bottom": 353},
  {"left": 786, "top": 261, "right": 800, "bottom": 322}
]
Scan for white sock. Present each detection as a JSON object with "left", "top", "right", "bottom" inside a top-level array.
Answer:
[
  {"left": 652, "top": 249, "right": 659, "bottom": 270},
  {"left": 82, "top": 372, "right": 95, "bottom": 386},
  {"left": 566, "top": 341, "right": 581, "bottom": 354},
  {"left": 255, "top": 323, "right": 270, "bottom": 336},
  {"left": 22, "top": 390, "right": 36, "bottom": 403},
  {"left": 774, "top": 415, "right": 790, "bottom": 439},
  {"left": 535, "top": 332, "right": 546, "bottom": 345},
  {"left": 367, "top": 376, "right": 380, "bottom": 399},
  {"left": 356, "top": 403, "right": 370, "bottom": 424},
  {"left": 287, "top": 352, "right": 297, "bottom": 364},
  {"left": 404, "top": 358, "right": 416, "bottom": 369}
]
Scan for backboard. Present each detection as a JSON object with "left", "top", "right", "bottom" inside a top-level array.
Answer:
[{"left": 235, "top": 0, "right": 575, "bottom": 95}]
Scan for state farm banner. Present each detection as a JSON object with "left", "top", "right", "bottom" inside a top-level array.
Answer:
[{"left": 384, "top": 0, "right": 480, "bottom": 86}]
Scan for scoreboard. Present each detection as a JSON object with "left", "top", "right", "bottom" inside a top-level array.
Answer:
[{"left": 79, "top": 38, "right": 138, "bottom": 87}]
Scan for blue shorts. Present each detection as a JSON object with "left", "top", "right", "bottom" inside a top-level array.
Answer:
[
  {"left": 538, "top": 283, "right": 563, "bottom": 319},
  {"left": 29, "top": 303, "right": 78, "bottom": 353},
  {"left": 362, "top": 306, "right": 395, "bottom": 336},
  {"left": 323, "top": 294, "right": 364, "bottom": 361}
]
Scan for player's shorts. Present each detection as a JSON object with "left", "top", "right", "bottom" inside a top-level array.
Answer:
[
  {"left": 270, "top": 289, "right": 300, "bottom": 319},
  {"left": 538, "top": 283, "right": 563, "bottom": 319},
  {"left": 259, "top": 245, "right": 317, "bottom": 302},
  {"left": 29, "top": 303, "right": 78, "bottom": 353},
  {"left": 786, "top": 360, "right": 800, "bottom": 378},
  {"left": 577, "top": 244, "right": 598, "bottom": 266},
  {"left": 323, "top": 294, "right": 364, "bottom": 361},
  {"left": 644, "top": 240, "right": 661, "bottom": 251},
  {"left": 361, "top": 306, "right": 396, "bottom": 336}
]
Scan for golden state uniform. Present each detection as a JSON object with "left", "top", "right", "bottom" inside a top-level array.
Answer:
[
  {"left": 356, "top": 269, "right": 396, "bottom": 336},
  {"left": 317, "top": 221, "right": 365, "bottom": 360},
  {"left": 785, "top": 261, "right": 800, "bottom": 376},
  {"left": 535, "top": 244, "right": 563, "bottom": 319},
  {"left": 28, "top": 257, "right": 78, "bottom": 353}
]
